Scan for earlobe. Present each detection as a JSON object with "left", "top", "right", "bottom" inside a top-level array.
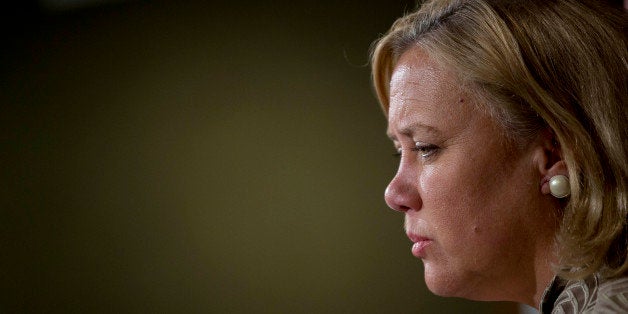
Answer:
[
  {"left": 540, "top": 159, "right": 570, "bottom": 196},
  {"left": 534, "top": 128, "right": 570, "bottom": 197},
  {"left": 540, "top": 155, "right": 570, "bottom": 197},
  {"left": 548, "top": 174, "right": 570, "bottom": 198}
]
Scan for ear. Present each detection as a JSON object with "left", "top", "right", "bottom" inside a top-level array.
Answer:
[{"left": 533, "top": 128, "right": 569, "bottom": 196}]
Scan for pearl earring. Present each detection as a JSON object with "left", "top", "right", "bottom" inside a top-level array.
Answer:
[{"left": 549, "top": 175, "right": 570, "bottom": 198}]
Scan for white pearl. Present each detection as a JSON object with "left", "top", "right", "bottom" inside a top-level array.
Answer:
[{"left": 549, "top": 175, "right": 570, "bottom": 198}]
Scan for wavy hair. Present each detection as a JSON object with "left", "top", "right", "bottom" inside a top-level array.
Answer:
[{"left": 371, "top": 0, "right": 627, "bottom": 280}]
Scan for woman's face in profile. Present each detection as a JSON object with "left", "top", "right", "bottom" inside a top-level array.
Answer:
[{"left": 385, "top": 48, "right": 554, "bottom": 301}]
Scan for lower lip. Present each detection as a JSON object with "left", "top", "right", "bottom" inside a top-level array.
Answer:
[{"left": 411, "top": 240, "right": 432, "bottom": 258}]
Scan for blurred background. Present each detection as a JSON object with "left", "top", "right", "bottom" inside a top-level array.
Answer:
[{"left": 1, "top": 0, "right": 532, "bottom": 313}]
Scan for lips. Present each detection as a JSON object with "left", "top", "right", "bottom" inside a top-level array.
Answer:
[{"left": 407, "top": 233, "right": 432, "bottom": 258}]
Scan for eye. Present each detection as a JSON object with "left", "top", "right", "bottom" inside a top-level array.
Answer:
[
  {"left": 412, "top": 142, "right": 439, "bottom": 159},
  {"left": 391, "top": 143, "right": 439, "bottom": 159}
]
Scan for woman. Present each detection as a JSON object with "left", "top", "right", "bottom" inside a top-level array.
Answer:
[{"left": 371, "top": 0, "right": 627, "bottom": 312}]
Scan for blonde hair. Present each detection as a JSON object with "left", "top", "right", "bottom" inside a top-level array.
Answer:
[{"left": 371, "top": 0, "right": 627, "bottom": 280}]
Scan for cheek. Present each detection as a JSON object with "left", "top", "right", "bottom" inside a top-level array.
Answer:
[
  {"left": 419, "top": 163, "right": 487, "bottom": 222},
  {"left": 417, "top": 157, "right": 512, "bottom": 244}
]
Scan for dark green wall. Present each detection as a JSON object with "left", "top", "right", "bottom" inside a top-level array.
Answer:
[{"left": 1, "top": 1, "right": 517, "bottom": 312}]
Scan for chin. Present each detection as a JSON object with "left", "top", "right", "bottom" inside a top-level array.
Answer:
[
  {"left": 425, "top": 280, "right": 486, "bottom": 301},
  {"left": 425, "top": 277, "right": 462, "bottom": 298},
  {"left": 423, "top": 267, "right": 462, "bottom": 297},
  {"left": 423, "top": 265, "right": 483, "bottom": 301},
  {"left": 424, "top": 270, "right": 507, "bottom": 302}
]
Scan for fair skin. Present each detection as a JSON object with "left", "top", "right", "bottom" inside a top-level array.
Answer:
[{"left": 385, "top": 48, "right": 566, "bottom": 307}]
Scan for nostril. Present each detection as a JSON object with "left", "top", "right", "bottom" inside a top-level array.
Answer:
[
  {"left": 385, "top": 189, "right": 412, "bottom": 212},
  {"left": 388, "top": 201, "right": 411, "bottom": 212},
  {"left": 385, "top": 182, "right": 404, "bottom": 212},
  {"left": 384, "top": 176, "right": 420, "bottom": 212}
]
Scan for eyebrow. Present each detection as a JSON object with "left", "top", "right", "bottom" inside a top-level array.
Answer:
[{"left": 387, "top": 122, "right": 440, "bottom": 141}]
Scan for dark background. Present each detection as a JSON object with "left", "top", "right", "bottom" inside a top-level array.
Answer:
[{"left": 1, "top": 0, "right": 533, "bottom": 312}]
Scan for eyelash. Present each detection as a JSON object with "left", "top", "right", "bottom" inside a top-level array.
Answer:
[{"left": 393, "top": 143, "right": 439, "bottom": 159}]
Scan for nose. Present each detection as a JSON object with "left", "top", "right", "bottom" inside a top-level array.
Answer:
[{"left": 384, "top": 166, "right": 422, "bottom": 212}]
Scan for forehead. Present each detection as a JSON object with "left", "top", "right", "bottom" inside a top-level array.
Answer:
[
  {"left": 387, "top": 49, "right": 469, "bottom": 137},
  {"left": 390, "top": 49, "right": 459, "bottom": 107}
]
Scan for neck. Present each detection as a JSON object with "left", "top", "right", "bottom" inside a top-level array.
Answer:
[
  {"left": 528, "top": 262, "right": 556, "bottom": 308},
  {"left": 523, "top": 199, "right": 561, "bottom": 309},
  {"left": 519, "top": 245, "right": 557, "bottom": 308}
]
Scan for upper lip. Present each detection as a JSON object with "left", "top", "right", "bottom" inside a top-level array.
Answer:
[{"left": 406, "top": 232, "right": 431, "bottom": 243}]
